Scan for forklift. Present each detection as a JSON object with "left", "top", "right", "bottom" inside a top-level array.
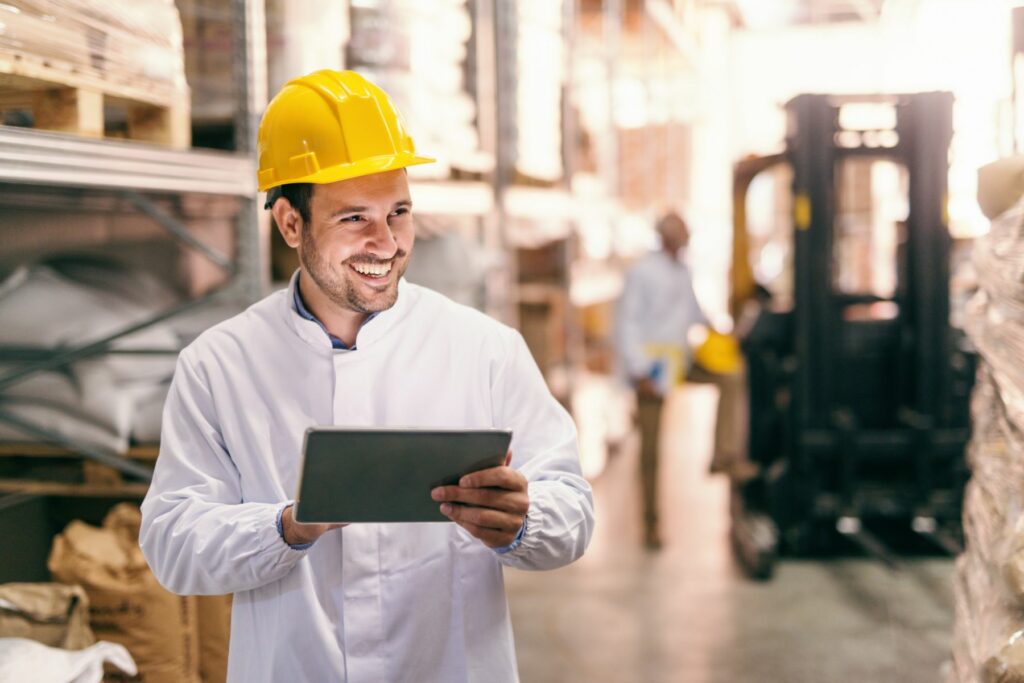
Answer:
[{"left": 728, "top": 93, "right": 976, "bottom": 579}]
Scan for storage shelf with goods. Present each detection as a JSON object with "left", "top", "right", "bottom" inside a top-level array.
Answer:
[
  {"left": 0, "top": 444, "right": 157, "bottom": 499},
  {"left": 0, "top": 133, "right": 258, "bottom": 481},
  {"left": 0, "top": 182, "right": 249, "bottom": 495},
  {"left": 0, "top": 0, "right": 268, "bottom": 528}
]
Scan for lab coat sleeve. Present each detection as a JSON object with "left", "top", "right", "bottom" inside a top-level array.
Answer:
[
  {"left": 492, "top": 330, "right": 595, "bottom": 571},
  {"left": 614, "top": 268, "right": 653, "bottom": 380},
  {"left": 139, "top": 350, "right": 307, "bottom": 595}
]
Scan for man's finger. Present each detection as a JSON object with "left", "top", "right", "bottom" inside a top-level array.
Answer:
[
  {"left": 457, "top": 465, "right": 527, "bottom": 490},
  {"left": 440, "top": 502, "right": 523, "bottom": 533},
  {"left": 434, "top": 487, "right": 528, "bottom": 514},
  {"left": 452, "top": 520, "right": 517, "bottom": 549}
]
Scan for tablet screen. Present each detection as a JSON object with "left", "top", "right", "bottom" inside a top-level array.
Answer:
[{"left": 293, "top": 428, "right": 512, "bottom": 523}]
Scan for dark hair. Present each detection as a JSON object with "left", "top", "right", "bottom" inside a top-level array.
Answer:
[{"left": 265, "top": 183, "right": 314, "bottom": 224}]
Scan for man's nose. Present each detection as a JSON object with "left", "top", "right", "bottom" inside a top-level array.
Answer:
[{"left": 363, "top": 217, "right": 398, "bottom": 257}]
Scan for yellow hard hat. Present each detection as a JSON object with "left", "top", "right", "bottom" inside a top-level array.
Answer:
[
  {"left": 694, "top": 331, "right": 742, "bottom": 375},
  {"left": 257, "top": 69, "right": 435, "bottom": 192}
]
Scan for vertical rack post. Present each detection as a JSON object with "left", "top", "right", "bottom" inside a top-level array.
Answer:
[
  {"left": 494, "top": 1, "right": 519, "bottom": 327},
  {"left": 233, "top": 0, "right": 270, "bottom": 302}
]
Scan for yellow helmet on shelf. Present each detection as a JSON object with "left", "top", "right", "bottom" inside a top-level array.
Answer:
[
  {"left": 257, "top": 69, "right": 435, "bottom": 192},
  {"left": 694, "top": 330, "right": 743, "bottom": 375}
]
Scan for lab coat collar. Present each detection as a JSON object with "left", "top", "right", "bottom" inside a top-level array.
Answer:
[{"left": 282, "top": 269, "right": 410, "bottom": 353}]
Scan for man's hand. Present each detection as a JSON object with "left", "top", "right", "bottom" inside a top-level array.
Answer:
[
  {"left": 280, "top": 504, "right": 346, "bottom": 546},
  {"left": 431, "top": 452, "right": 529, "bottom": 549}
]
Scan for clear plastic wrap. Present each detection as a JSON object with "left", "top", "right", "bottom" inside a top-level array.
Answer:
[
  {"left": 0, "top": 0, "right": 186, "bottom": 94},
  {"left": 178, "top": 0, "right": 235, "bottom": 120},
  {"left": 954, "top": 193, "right": 1024, "bottom": 682}
]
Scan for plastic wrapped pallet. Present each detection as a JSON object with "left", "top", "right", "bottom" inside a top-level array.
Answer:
[
  {"left": 180, "top": 0, "right": 351, "bottom": 124},
  {"left": 0, "top": 0, "right": 187, "bottom": 92},
  {"left": 176, "top": 0, "right": 235, "bottom": 122},
  {"left": 952, "top": 164, "right": 1024, "bottom": 682}
]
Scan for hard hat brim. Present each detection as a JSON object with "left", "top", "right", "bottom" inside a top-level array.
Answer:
[{"left": 258, "top": 152, "right": 436, "bottom": 193}]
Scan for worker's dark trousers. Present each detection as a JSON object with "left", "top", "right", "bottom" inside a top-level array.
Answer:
[
  {"left": 635, "top": 365, "right": 749, "bottom": 540},
  {"left": 636, "top": 392, "right": 664, "bottom": 539}
]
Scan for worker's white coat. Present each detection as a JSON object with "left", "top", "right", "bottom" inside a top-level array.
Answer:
[
  {"left": 139, "top": 275, "right": 594, "bottom": 683},
  {"left": 614, "top": 249, "right": 709, "bottom": 383}
]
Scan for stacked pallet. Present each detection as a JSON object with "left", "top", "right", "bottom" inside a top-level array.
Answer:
[
  {"left": 0, "top": 443, "right": 156, "bottom": 497},
  {"left": 953, "top": 157, "right": 1024, "bottom": 682},
  {"left": 0, "top": 0, "right": 190, "bottom": 147}
]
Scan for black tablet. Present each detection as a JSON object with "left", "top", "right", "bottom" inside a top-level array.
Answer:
[{"left": 293, "top": 427, "right": 513, "bottom": 523}]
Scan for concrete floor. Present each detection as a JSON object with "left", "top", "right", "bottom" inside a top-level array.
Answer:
[{"left": 505, "top": 384, "right": 955, "bottom": 683}]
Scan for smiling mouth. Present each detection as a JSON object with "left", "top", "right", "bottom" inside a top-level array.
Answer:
[{"left": 349, "top": 260, "right": 393, "bottom": 282}]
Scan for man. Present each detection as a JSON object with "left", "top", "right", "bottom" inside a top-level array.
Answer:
[
  {"left": 614, "top": 211, "right": 750, "bottom": 550},
  {"left": 139, "top": 70, "right": 594, "bottom": 683}
]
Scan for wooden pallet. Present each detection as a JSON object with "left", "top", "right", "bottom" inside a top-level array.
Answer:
[
  {"left": 0, "top": 443, "right": 156, "bottom": 498},
  {"left": 0, "top": 478, "right": 150, "bottom": 498},
  {"left": 0, "top": 48, "right": 190, "bottom": 148}
]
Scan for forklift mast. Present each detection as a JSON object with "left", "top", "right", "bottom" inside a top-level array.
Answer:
[
  {"left": 730, "top": 93, "right": 974, "bottom": 578},
  {"left": 789, "top": 92, "right": 956, "bottom": 434}
]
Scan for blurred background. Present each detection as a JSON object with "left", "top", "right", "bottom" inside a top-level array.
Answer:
[{"left": 1, "top": 1, "right": 1024, "bottom": 681}]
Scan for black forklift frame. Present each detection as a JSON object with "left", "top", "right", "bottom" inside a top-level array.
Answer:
[{"left": 731, "top": 92, "right": 974, "bottom": 578}]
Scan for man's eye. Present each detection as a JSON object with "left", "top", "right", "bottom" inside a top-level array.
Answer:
[
  {"left": 340, "top": 215, "right": 363, "bottom": 223},
  {"left": 390, "top": 207, "right": 410, "bottom": 217}
]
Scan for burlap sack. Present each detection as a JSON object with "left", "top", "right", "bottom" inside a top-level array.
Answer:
[
  {"left": 196, "top": 595, "right": 232, "bottom": 683},
  {"left": 103, "top": 503, "right": 142, "bottom": 545},
  {"left": 0, "top": 582, "right": 95, "bottom": 649},
  {"left": 104, "top": 504, "right": 232, "bottom": 683},
  {"left": 48, "top": 505, "right": 201, "bottom": 683}
]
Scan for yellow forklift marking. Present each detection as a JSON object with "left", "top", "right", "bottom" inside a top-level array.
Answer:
[{"left": 794, "top": 193, "right": 812, "bottom": 231}]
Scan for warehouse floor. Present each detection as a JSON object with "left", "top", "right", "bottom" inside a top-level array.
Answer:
[{"left": 506, "top": 384, "right": 955, "bottom": 683}]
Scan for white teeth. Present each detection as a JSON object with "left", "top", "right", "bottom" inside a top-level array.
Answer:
[{"left": 352, "top": 262, "right": 392, "bottom": 277}]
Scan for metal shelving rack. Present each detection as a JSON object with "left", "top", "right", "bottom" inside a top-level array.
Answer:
[
  {"left": 0, "top": 0, "right": 268, "bottom": 498},
  {"left": 0, "top": 126, "right": 255, "bottom": 196}
]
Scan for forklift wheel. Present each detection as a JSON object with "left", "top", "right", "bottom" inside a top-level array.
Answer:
[{"left": 730, "top": 511, "right": 779, "bottom": 581}]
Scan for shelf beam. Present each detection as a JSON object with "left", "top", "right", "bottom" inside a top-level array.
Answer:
[
  {"left": 0, "top": 126, "right": 255, "bottom": 196},
  {"left": 0, "top": 479, "right": 150, "bottom": 498}
]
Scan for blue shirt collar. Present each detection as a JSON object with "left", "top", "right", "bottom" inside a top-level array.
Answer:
[{"left": 293, "top": 278, "right": 353, "bottom": 350}]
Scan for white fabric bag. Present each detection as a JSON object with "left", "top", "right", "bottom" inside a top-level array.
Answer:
[{"left": 0, "top": 637, "right": 136, "bottom": 683}]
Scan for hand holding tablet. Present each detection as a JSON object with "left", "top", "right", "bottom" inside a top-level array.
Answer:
[
  {"left": 294, "top": 428, "right": 514, "bottom": 524},
  {"left": 430, "top": 450, "right": 529, "bottom": 549}
]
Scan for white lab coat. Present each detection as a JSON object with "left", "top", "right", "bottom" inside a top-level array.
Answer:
[
  {"left": 139, "top": 275, "right": 594, "bottom": 683},
  {"left": 614, "top": 250, "right": 709, "bottom": 388}
]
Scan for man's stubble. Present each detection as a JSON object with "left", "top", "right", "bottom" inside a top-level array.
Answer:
[{"left": 299, "top": 223, "right": 409, "bottom": 314}]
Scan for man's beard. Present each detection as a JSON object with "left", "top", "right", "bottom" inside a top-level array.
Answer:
[{"left": 299, "top": 225, "right": 408, "bottom": 314}]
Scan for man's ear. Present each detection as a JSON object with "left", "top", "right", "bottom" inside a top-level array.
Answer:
[{"left": 271, "top": 198, "right": 303, "bottom": 249}]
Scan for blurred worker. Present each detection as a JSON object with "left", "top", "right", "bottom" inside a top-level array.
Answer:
[
  {"left": 615, "top": 211, "right": 752, "bottom": 549},
  {"left": 139, "top": 70, "right": 594, "bottom": 683}
]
